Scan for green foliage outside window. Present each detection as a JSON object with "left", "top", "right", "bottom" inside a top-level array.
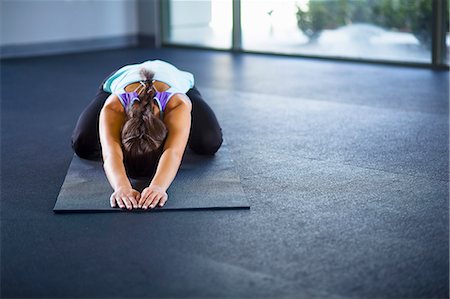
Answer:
[{"left": 295, "top": 0, "right": 441, "bottom": 47}]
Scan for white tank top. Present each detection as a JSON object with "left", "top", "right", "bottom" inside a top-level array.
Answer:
[{"left": 103, "top": 59, "right": 195, "bottom": 94}]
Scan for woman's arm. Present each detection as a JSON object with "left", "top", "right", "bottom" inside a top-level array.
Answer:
[
  {"left": 99, "top": 94, "right": 140, "bottom": 210},
  {"left": 138, "top": 94, "right": 192, "bottom": 209}
]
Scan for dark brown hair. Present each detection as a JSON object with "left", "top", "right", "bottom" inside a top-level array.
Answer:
[{"left": 121, "top": 69, "right": 168, "bottom": 178}]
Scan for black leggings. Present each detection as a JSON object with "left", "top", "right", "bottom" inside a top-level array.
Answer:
[{"left": 71, "top": 73, "right": 223, "bottom": 177}]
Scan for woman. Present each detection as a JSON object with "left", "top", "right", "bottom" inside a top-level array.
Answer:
[{"left": 71, "top": 59, "right": 223, "bottom": 211}]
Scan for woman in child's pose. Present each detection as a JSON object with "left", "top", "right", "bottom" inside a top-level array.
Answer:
[{"left": 71, "top": 59, "right": 223, "bottom": 211}]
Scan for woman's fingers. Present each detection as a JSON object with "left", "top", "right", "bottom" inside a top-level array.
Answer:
[
  {"left": 116, "top": 196, "right": 125, "bottom": 209},
  {"left": 159, "top": 195, "right": 168, "bottom": 207},
  {"left": 127, "top": 196, "right": 138, "bottom": 209},
  {"left": 150, "top": 195, "right": 162, "bottom": 209},
  {"left": 110, "top": 189, "right": 141, "bottom": 210},
  {"left": 142, "top": 195, "right": 154, "bottom": 209},
  {"left": 137, "top": 187, "right": 167, "bottom": 210},
  {"left": 140, "top": 188, "right": 155, "bottom": 209},
  {"left": 142, "top": 192, "right": 158, "bottom": 209},
  {"left": 110, "top": 194, "right": 116, "bottom": 208},
  {"left": 121, "top": 196, "right": 132, "bottom": 210},
  {"left": 138, "top": 190, "right": 150, "bottom": 208}
]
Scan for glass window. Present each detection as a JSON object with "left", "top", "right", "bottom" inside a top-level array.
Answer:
[
  {"left": 165, "top": 0, "right": 232, "bottom": 49},
  {"left": 446, "top": 0, "right": 449, "bottom": 64},
  {"left": 241, "top": 0, "right": 433, "bottom": 63}
]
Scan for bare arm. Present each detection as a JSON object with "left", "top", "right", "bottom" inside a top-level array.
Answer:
[
  {"left": 138, "top": 93, "right": 192, "bottom": 209},
  {"left": 99, "top": 94, "right": 139, "bottom": 209}
]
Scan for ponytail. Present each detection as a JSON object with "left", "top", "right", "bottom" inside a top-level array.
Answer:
[{"left": 120, "top": 68, "right": 168, "bottom": 177}]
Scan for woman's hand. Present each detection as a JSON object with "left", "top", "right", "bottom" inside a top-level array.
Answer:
[
  {"left": 110, "top": 187, "right": 140, "bottom": 210},
  {"left": 138, "top": 185, "right": 168, "bottom": 209}
]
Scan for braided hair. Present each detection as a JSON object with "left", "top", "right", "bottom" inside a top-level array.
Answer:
[{"left": 121, "top": 68, "right": 168, "bottom": 178}]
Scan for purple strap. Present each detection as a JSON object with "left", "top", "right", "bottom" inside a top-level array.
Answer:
[
  {"left": 118, "top": 91, "right": 173, "bottom": 114},
  {"left": 154, "top": 91, "right": 172, "bottom": 111},
  {"left": 118, "top": 92, "right": 140, "bottom": 110}
]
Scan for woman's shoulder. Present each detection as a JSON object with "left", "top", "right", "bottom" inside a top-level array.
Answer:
[
  {"left": 102, "top": 93, "right": 126, "bottom": 113},
  {"left": 164, "top": 92, "right": 192, "bottom": 112}
]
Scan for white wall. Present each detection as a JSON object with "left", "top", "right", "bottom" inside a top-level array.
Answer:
[{"left": 0, "top": 0, "right": 158, "bottom": 47}]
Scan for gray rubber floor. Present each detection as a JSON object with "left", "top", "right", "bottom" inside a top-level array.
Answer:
[{"left": 1, "top": 47, "right": 448, "bottom": 298}]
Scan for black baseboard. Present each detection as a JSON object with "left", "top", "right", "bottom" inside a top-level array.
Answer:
[{"left": 0, "top": 34, "right": 156, "bottom": 59}]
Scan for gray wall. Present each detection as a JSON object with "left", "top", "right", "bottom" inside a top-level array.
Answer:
[
  {"left": 138, "top": 0, "right": 161, "bottom": 46},
  {"left": 0, "top": 0, "right": 159, "bottom": 58}
]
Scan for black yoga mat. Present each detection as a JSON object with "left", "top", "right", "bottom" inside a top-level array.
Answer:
[{"left": 53, "top": 143, "right": 249, "bottom": 212}]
